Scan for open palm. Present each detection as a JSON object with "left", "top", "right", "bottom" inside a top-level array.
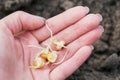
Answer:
[{"left": 0, "top": 6, "right": 103, "bottom": 80}]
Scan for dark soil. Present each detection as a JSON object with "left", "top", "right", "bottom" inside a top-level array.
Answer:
[{"left": 0, "top": 0, "right": 120, "bottom": 80}]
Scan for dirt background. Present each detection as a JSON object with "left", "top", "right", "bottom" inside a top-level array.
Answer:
[{"left": 0, "top": 0, "right": 120, "bottom": 80}]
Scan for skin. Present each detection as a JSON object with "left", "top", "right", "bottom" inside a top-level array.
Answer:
[{"left": 0, "top": 6, "right": 103, "bottom": 80}]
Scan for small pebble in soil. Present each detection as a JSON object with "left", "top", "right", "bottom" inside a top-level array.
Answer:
[
  {"left": 94, "top": 40, "right": 109, "bottom": 52},
  {"left": 60, "top": 0, "right": 74, "bottom": 10},
  {"left": 100, "top": 53, "right": 119, "bottom": 70}
]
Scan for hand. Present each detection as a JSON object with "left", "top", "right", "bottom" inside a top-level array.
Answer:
[{"left": 0, "top": 6, "right": 103, "bottom": 80}]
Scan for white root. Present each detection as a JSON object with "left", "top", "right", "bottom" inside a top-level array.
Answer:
[
  {"left": 53, "top": 49, "right": 69, "bottom": 65},
  {"left": 27, "top": 45, "right": 44, "bottom": 49},
  {"left": 46, "top": 23, "right": 53, "bottom": 46}
]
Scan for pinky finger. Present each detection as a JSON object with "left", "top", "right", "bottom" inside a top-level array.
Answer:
[{"left": 50, "top": 45, "right": 93, "bottom": 80}]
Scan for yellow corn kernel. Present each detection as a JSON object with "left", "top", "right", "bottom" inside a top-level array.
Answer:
[
  {"left": 40, "top": 49, "right": 49, "bottom": 59},
  {"left": 52, "top": 39, "right": 65, "bottom": 50},
  {"left": 30, "top": 57, "right": 45, "bottom": 69},
  {"left": 40, "top": 53, "right": 48, "bottom": 59},
  {"left": 52, "top": 39, "right": 57, "bottom": 44},
  {"left": 47, "top": 51, "right": 57, "bottom": 63},
  {"left": 56, "top": 41, "right": 65, "bottom": 50}
]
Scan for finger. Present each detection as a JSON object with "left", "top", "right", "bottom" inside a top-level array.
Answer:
[
  {"left": 65, "top": 26, "right": 103, "bottom": 59},
  {"left": 50, "top": 45, "right": 92, "bottom": 80},
  {"left": 0, "top": 11, "right": 45, "bottom": 34},
  {"left": 55, "top": 26, "right": 103, "bottom": 63},
  {"left": 42, "top": 13, "right": 102, "bottom": 45},
  {"left": 32, "top": 6, "right": 89, "bottom": 42}
]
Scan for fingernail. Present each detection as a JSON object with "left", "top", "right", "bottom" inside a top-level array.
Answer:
[
  {"left": 99, "top": 25, "right": 104, "bottom": 32},
  {"left": 96, "top": 13, "right": 103, "bottom": 21},
  {"left": 84, "top": 6, "right": 89, "bottom": 13},
  {"left": 90, "top": 45, "right": 94, "bottom": 50}
]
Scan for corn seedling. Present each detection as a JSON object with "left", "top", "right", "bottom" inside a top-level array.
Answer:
[
  {"left": 29, "top": 23, "right": 68, "bottom": 69},
  {"left": 52, "top": 39, "right": 67, "bottom": 50},
  {"left": 47, "top": 51, "right": 58, "bottom": 63},
  {"left": 30, "top": 57, "right": 45, "bottom": 69}
]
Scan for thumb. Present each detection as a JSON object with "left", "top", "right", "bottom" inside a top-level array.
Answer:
[{"left": 0, "top": 11, "right": 45, "bottom": 34}]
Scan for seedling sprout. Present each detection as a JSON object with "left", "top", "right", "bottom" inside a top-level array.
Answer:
[
  {"left": 30, "top": 57, "right": 45, "bottom": 69},
  {"left": 29, "top": 23, "right": 68, "bottom": 69},
  {"left": 47, "top": 51, "right": 58, "bottom": 63}
]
